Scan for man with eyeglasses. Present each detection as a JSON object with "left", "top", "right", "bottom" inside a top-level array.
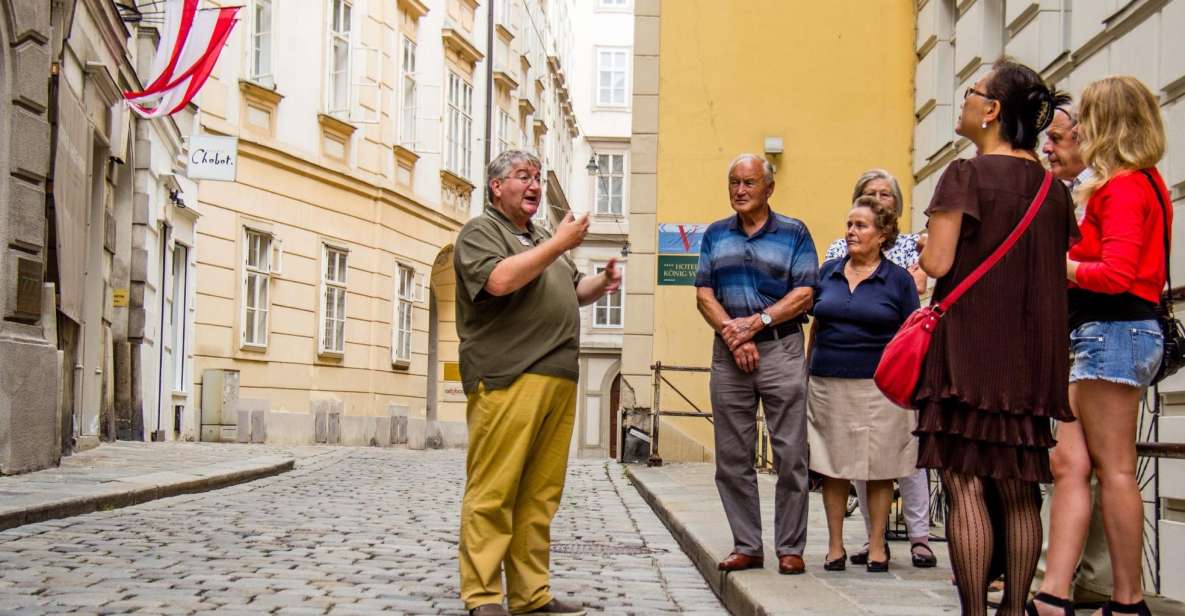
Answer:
[
  {"left": 695, "top": 153, "right": 818, "bottom": 575},
  {"left": 454, "top": 150, "right": 620, "bottom": 616},
  {"left": 1035, "top": 102, "right": 1112, "bottom": 609}
]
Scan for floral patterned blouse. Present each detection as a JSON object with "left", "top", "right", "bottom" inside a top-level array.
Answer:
[{"left": 824, "top": 232, "right": 922, "bottom": 269}]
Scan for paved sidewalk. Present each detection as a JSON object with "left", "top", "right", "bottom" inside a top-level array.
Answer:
[
  {"left": 627, "top": 462, "right": 1185, "bottom": 616},
  {"left": 0, "top": 442, "right": 330, "bottom": 531}
]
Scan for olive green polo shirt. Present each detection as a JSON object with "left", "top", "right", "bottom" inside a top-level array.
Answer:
[{"left": 454, "top": 206, "right": 584, "bottom": 395}]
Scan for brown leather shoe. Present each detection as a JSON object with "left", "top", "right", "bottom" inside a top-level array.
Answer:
[
  {"left": 469, "top": 604, "right": 509, "bottom": 616},
  {"left": 778, "top": 554, "right": 806, "bottom": 575},
  {"left": 521, "top": 597, "right": 586, "bottom": 615},
  {"left": 717, "top": 551, "right": 764, "bottom": 571}
]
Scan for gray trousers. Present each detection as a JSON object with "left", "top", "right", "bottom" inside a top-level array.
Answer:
[{"left": 710, "top": 332, "right": 810, "bottom": 557}]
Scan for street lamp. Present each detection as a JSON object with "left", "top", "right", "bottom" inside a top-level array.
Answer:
[{"left": 585, "top": 154, "right": 599, "bottom": 176}]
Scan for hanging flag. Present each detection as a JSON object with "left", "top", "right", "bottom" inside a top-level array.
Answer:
[{"left": 124, "top": 0, "right": 240, "bottom": 118}]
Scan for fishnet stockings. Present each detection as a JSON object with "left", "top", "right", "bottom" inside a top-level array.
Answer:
[{"left": 942, "top": 470, "right": 1042, "bottom": 616}]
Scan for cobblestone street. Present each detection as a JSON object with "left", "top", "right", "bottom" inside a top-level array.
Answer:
[{"left": 0, "top": 448, "right": 723, "bottom": 615}]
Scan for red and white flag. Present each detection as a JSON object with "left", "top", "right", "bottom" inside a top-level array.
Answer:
[{"left": 124, "top": 0, "right": 240, "bottom": 118}]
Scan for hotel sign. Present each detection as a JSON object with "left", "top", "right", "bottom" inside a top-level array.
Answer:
[{"left": 657, "top": 223, "right": 708, "bottom": 286}]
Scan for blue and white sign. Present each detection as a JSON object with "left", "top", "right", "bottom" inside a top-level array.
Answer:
[{"left": 657, "top": 223, "right": 709, "bottom": 254}]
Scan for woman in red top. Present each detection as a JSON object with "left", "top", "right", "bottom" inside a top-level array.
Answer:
[{"left": 1031, "top": 76, "right": 1170, "bottom": 616}]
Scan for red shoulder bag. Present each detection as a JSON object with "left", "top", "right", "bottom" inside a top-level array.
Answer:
[{"left": 874, "top": 170, "right": 1053, "bottom": 409}]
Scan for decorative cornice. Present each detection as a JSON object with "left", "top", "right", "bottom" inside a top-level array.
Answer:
[
  {"left": 317, "top": 113, "right": 357, "bottom": 140},
  {"left": 442, "top": 28, "right": 485, "bottom": 66},
  {"left": 397, "top": 0, "right": 430, "bottom": 20},
  {"left": 533, "top": 118, "right": 548, "bottom": 135},
  {"left": 393, "top": 144, "right": 420, "bottom": 166},
  {"left": 440, "top": 168, "right": 477, "bottom": 193},
  {"left": 239, "top": 79, "right": 284, "bottom": 107},
  {"left": 518, "top": 98, "right": 536, "bottom": 115},
  {"left": 496, "top": 23, "right": 514, "bottom": 42},
  {"left": 493, "top": 69, "right": 519, "bottom": 91}
]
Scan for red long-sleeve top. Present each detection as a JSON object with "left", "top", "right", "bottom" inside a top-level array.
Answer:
[{"left": 1069, "top": 168, "right": 1171, "bottom": 303}]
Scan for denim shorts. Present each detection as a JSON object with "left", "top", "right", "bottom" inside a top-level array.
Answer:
[{"left": 1069, "top": 319, "right": 1164, "bottom": 387}]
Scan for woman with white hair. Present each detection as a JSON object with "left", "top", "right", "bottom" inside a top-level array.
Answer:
[{"left": 822, "top": 168, "right": 938, "bottom": 570}]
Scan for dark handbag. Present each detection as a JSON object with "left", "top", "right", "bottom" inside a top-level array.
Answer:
[
  {"left": 1143, "top": 170, "right": 1185, "bottom": 384},
  {"left": 874, "top": 171, "right": 1053, "bottom": 408}
]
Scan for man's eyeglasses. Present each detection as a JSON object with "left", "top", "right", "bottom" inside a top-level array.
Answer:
[
  {"left": 963, "top": 87, "right": 994, "bottom": 101},
  {"left": 506, "top": 174, "right": 543, "bottom": 186}
]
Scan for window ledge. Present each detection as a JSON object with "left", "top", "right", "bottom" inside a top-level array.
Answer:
[
  {"left": 440, "top": 168, "right": 476, "bottom": 193},
  {"left": 397, "top": 0, "right": 430, "bottom": 20},
  {"left": 391, "top": 359, "right": 412, "bottom": 371},
  {"left": 239, "top": 342, "right": 268, "bottom": 353},
  {"left": 239, "top": 79, "right": 284, "bottom": 107},
  {"left": 318, "top": 113, "right": 357, "bottom": 140},
  {"left": 317, "top": 349, "right": 345, "bottom": 360}
]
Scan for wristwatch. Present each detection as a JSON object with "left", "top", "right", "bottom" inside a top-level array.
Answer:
[{"left": 759, "top": 311, "right": 772, "bottom": 327}]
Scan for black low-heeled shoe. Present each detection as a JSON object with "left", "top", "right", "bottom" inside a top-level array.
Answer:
[
  {"left": 866, "top": 559, "right": 889, "bottom": 573},
  {"left": 1024, "top": 592, "right": 1073, "bottom": 616},
  {"left": 823, "top": 550, "right": 846, "bottom": 571},
  {"left": 1101, "top": 599, "right": 1152, "bottom": 616}
]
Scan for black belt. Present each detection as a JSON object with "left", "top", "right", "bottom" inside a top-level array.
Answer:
[{"left": 751, "top": 321, "right": 801, "bottom": 343}]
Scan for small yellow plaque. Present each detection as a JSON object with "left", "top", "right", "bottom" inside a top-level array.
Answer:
[
  {"left": 112, "top": 288, "right": 129, "bottom": 307},
  {"left": 443, "top": 362, "right": 462, "bottom": 382}
]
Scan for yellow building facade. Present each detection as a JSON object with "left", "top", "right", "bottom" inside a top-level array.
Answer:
[{"left": 624, "top": 0, "right": 918, "bottom": 459}]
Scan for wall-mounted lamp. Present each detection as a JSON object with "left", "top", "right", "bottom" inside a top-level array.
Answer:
[
  {"left": 621, "top": 241, "right": 630, "bottom": 258},
  {"left": 763, "top": 136, "right": 784, "bottom": 156},
  {"left": 585, "top": 154, "right": 599, "bottom": 176},
  {"left": 169, "top": 189, "right": 187, "bottom": 209}
]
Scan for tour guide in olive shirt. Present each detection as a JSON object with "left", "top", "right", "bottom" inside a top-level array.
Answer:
[{"left": 454, "top": 150, "right": 620, "bottom": 616}]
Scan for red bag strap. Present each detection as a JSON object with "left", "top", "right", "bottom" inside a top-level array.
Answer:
[{"left": 935, "top": 170, "right": 1053, "bottom": 312}]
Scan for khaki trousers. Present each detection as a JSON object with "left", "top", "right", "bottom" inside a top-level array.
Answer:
[{"left": 458, "top": 373, "right": 577, "bottom": 612}]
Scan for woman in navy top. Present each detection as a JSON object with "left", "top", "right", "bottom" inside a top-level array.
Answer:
[{"left": 807, "top": 196, "right": 920, "bottom": 573}]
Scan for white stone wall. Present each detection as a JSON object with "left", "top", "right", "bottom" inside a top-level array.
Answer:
[{"left": 913, "top": 0, "right": 1185, "bottom": 599}]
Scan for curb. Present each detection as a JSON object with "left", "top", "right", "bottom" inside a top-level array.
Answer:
[
  {"left": 0, "top": 456, "right": 295, "bottom": 531},
  {"left": 625, "top": 464, "right": 766, "bottom": 616}
]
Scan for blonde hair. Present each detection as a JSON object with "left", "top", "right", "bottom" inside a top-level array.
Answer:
[{"left": 1077, "top": 75, "right": 1165, "bottom": 202}]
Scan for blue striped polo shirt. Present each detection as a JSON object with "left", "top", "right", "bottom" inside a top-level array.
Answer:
[{"left": 694, "top": 209, "right": 819, "bottom": 321}]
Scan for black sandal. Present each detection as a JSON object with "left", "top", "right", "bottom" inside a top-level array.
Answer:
[
  {"left": 849, "top": 543, "right": 869, "bottom": 565},
  {"left": 823, "top": 550, "right": 846, "bottom": 571},
  {"left": 910, "top": 542, "right": 937, "bottom": 568},
  {"left": 1101, "top": 599, "right": 1152, "bottom": 616},
  {"left": 1024, "top": 592, "right": 1073, "bottom": 616}
]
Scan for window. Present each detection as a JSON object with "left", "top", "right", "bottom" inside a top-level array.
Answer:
[
  {"left": 242, "top": 229, "right": 271, "bottom": 347},
  {"left": 445, "top": 72, "right": 474, "bottom": 178},
  {"left": 392, "top": 264, "right": 414, "bottom": 364},
  {"left": 497, "top": 110, "right": 514, "bottom": 154},
  {"left": 328, "top": 0, "right": 352, "bottom": 114},
  {"left": 593, "top": 264, "right": 624, "bottom": 327},
  {"left": 251, "top": 0, "right": 272, "bottom": 82},
  {"left": 320, "top": 246, "right": 348, "bottom": 354},
  {"left": 400, "top": 37, "right": 417, "bottom": 147},
  {"left": 595, "top": 153, "right": 625, "bottom": 215},
  {"left": 171, "top": 243, "right": 189, "bottom": 391},
  {"left": 597, "top": 48, "right": 628, "bottom": 107}
]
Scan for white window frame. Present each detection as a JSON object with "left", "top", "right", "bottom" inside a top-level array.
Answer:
[
  {"left": 596, "top": 47, "right": 630, "bottom": 108},
  {"left": 445, "top": 71, "right": 474, "bottom": 178},
  {"left": 596, "top": 0, "right": 631, "bottom": 10},
  {"left": 592, "top": 264, "right": 625, "bottom": 328},
  {"left": 250, "top": 0, "right": 273, "bottom": 84},
  {"left": 241, "top": 228, "right": 272, "bottom": 349},
  {"left": 497, "top": 109, "right": 514, "bottom": 155},
  {"left": 594, "top": 152, "right": 627, "bottom": 216},
  {"left": 327, "top": 0, "right": 353, "bottom": 115},
  {"left": 319, "top": 244, "right": 349, "bottom": 356},
  {"left": 399, "top": 36, "right": 417, "bottom": 148},
  {"left": 170, "top": 242, "right": 189, "bottom": 392},
  {"left": 392, "top": 263, "right": 415, "bottom": 365}
]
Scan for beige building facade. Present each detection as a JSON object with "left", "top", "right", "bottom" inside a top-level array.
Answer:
[{"left": 192, "top": 0, "right": 582, "bottom": 447}]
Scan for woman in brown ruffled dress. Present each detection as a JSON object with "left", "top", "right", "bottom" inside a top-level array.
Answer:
[{"left": 916, "top": 59, "right": 1076, "bottom": 616}]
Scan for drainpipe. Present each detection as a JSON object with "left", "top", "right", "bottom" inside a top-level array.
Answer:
[{"left": 483, "top": 0, "right": 495, "bottom": 175}]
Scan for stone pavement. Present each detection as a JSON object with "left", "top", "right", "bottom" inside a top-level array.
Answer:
[
  {"left": 627, "top": 462, "right": 1185, "bottom": 616},
  {"left": 0, "top": 442, "right": 332, "bottom": 531},
  {"left": 0, "top": 447, "right": 723, "bottom": 615}
]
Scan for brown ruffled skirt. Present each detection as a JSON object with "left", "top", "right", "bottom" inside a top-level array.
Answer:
[{"left": 914, "top": 398, "right": 1057, "bottom": 483}]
